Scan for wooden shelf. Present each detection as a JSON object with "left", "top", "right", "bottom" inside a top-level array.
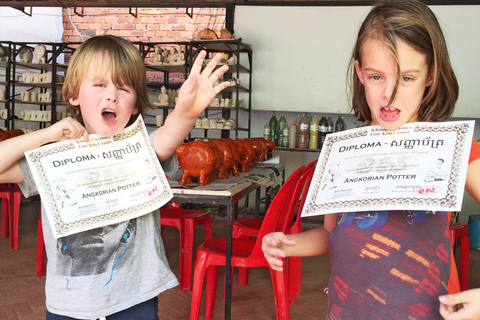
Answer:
[{"left": 275, "top": 146, "right": 322, "bottom": 153}]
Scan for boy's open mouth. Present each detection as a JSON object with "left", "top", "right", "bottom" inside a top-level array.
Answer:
[
  {"left": 102, "top": 109, "right": 117, "bottom": 122},
  {"left": 381, "top": 106, "right": 400, "bottom": 118}
]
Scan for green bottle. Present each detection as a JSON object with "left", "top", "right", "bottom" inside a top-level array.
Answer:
[
  {"left": 269, "top": 113, "right": 278, "bottom": 145},
  {"left": 277, "top": 114, "right": 287, "bottom": 146}
]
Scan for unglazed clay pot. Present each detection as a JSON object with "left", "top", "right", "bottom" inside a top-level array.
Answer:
[
  {"left": 176, "top": 140, "right": 217, "bottom": 186},
  {"left": 210, "top": 139, "right": 233, "bottom": 179},
  {"left": 222, "top": 138, "right": 240, "bottom": 177}
]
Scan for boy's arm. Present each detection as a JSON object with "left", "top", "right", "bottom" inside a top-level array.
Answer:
[
  {"left": 0, "top": 118, "right": 88, "bottom": 184},
  {"left": 152, "top": 50, "right": 230, "bottom": 161},
  {"left": 262, "top": 213, "right": 337, "bottom": 271}
]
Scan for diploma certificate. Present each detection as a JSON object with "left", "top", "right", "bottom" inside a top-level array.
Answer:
[
  {"left": 302, "top": 121, "right": 475, "bottom": 217},
  {"left": 25, "top": 116, "right": 173, "bottom": 238}
]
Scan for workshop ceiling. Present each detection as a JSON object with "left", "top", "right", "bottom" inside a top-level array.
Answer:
[{"left": 0, "top": 0, "right": 477, "bottom": 7}]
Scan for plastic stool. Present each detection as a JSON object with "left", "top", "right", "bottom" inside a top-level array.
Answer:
[
  {"left": 36, "top": 212, "right": 45, "bottom": 276},
  {"left": 0, "top": 184, "right": 24, "bottom": 249},
  {"left": 160, "top": 203, "right": 212, "bottom": 291},
  {"left": 468, "top": 214, "right": 480, "bottom": 249},
  {"left": 9, "top": 185, "right": 25, "bottom": 250},
  {"left": 0, "top": 184, "right": 14, "bottom": 238},
  {"left": 449, "top": 222, "right": 469, "bottom": 291}
]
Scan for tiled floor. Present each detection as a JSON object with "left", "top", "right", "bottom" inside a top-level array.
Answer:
[{"left": 0, "top": 198, "right": 479, "bottom": 320}]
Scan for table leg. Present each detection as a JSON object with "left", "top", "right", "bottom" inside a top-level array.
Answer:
[{"left": 225, "top": 202, "right": 233, "bottom": 320}]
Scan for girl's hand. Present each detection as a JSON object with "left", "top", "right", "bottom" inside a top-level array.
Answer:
[
  {"left": 47, "top": 117, "right": 89, "bottom": 143},
  {"left": 262, "top": 232, "right": 296, "bottom": 272},
  {"left": 439, "top": 288, "right": 480, "bottom": 320},
  {"left": 175, "top": 50, "right": 230, "bottom": 119}
]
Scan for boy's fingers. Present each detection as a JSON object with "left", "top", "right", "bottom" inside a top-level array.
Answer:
[
  {"left": 202, "top": 52, "right": 222, "bottom": 77},
  {"left": 190, "top": 50, "right": 206, "bottom": 75}
]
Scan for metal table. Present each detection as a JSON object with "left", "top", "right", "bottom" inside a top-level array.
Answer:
[{"left": 168, "top": 162, "right": 285, "bottom": 319}]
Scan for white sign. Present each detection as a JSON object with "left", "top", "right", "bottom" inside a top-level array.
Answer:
[
  {"left": 302, "top": 121, "right": 475, "bottom": 217},
  {"left": 25, "top": 116, "right": 172, "bottom": 238}
]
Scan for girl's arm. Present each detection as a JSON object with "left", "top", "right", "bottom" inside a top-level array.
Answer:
[
  {"left": 152, "top": 50, "right": 230, "bottom": 161},
  {"left": 465, "top": 158, "right": 480, "bottom": 203},
  {"left": 0, "top": 117, "right": 88, "bottom": 184},
  {"left": 439, "top": 288, "right": 480, "bottom": 320},
  {"left": 262, "top": 213, "right": 337, "bottom": 272}
]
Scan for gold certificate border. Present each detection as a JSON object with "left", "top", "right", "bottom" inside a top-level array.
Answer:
[
  {"left": 303, "top": 122, "right": 471, "bottom": 215},
  {"left": 27, "top": 117, "right": 172, "bottom": 237}
]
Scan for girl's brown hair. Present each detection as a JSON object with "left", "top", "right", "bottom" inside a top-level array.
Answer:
[
  {"left": 348, "top": 0, "right": 458, "bottom": 123},
  {"left": 62, "top": 35, "right": 152, "bottom": 126}
]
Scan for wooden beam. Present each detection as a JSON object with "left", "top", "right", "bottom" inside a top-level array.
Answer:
[{"left": 0, "top": 0, "right": 478, "bottom": 7}]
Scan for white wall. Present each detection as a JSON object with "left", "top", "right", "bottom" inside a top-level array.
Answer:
[
  {"left": 235, "top": 5, "right": 480, "bottom": 118},
  {"left": 0, "top": 7, "right": 63, "bottom": 42}
]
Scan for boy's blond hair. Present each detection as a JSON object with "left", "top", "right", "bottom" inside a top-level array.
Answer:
[{"left": 62, "top": 35, "right": 152, "bottom": 127}]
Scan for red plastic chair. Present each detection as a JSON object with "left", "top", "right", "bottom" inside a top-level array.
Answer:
[
  {"left": 231, "top": 160, "right": 317, "bottom": 303},
  {"left": 0, "top": 184, "right": 14, "bottom": 238},
  {"left": 36, "top": 211, "right": 46, "bottom": 276},
  {"left": 189, "top": 163, "right": 314, "bottom": 320},
  {"left": 449, "top": 222, "right": 469, "bottom": 291},
  {"left": 160, "top": 202, "right": 213, "bottom": 291},
  {"left": 0, "top": 184, "right": 25, "bottom": 249}
]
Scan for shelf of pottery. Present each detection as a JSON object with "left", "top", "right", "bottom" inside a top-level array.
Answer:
[
  {"left": 143, "top": 40, "right": 252, "bottom": 141},
  {"left": 0, "top": 41, "right": 76, "bottom": 132}
]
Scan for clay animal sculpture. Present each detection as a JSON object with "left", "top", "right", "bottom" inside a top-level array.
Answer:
[
  {"left": 210, "top": 139, "right": 233, "bottom": 180},
  {"left": 250, "top": 137, "right": 276, "bottom": 162},
  {"left": 233, "top": 139, "right": 255, "bottom": 173},
  {"left": 222, "top": 138, "right": 241, "bottom": 177},
  {"left": 18, "top": 47, "right": 33, "bottom": 63},
  {"left": 0, "top": 129, "right": 24, "bottom": 141},
  {"left": 206, "top": 140, "right": 222, "bottom": 182},
  {"left": 176, "top": 140, "right": 217, "bottom": 186},
  {"left": 33, "top": 44, "right": 46, "bottom": 64},
  {"left": 246, "top": 138, "right": 266, "bottom": 165}
]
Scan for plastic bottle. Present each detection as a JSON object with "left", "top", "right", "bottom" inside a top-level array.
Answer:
[
  {"left": 282, "top": 124, "right": 289, "bottom": 147},
  {"left": 335, "top": 115, "right": 346, "bottom": 132},
  {"left": 297, "top": 115, "right": 308, "bottom": 149},
  {"left": 295, "top": 114, "right": 302, "bottom": 147},
  {"left": 305, "top": 114, "right": 312, "bottom": 147},
  {"left": 269, "top": 113, "right": 277, "bottom": 145},
  {"left": 263, "top": 121, "right": 271, "bottom": 141},
  {"left": 288, "top": 121, "right": 297, "bottom": 148},
  {"left": 277, "top": 114, "right": 287, "bottom": 146},
  {"left": 308, "top": 115, "right": 319, "bottom": 149},
  {"left": 327, "top": 116, "right": 334, "bottom": 134},
  {"left": 318, "top": 115, "right": 328, "bottom": 149}
]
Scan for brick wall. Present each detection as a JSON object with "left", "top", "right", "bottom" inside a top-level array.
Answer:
[{"left": 61, "top": 7, "right": 226, "bottom": 84}]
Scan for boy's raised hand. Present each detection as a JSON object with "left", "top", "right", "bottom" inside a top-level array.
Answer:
[
  {"left": 48, "top": 117, "right": 89, "bottom": 143},
  {"left": 439, "top": 288, "right": 480, "bottom": 320},
  {"left": 262, "top": 232, "right": 296, "bottom": 272},
  {"left": 175, "top": 50, "right": 230, "bottom": 119}
]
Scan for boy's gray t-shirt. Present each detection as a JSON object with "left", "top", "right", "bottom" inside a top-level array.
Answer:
[{"left": 19, "top": 132, "right": 179, "bottom": 319}]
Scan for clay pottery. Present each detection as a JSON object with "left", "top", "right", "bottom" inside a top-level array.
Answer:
[
  {"left": 206, "top": 140, "right": 222, "bottom": 181},
  {"left": 176, "top": 140, "right": 217, "bottom": 186},
  {"left": 222, "top": 138, "right": 240, "bottom": 177},
  {"left": 210, "top": 139, "right": 233, "bottom": 179},
  {"left": 233, "top": 139, "right": 254, "bottom": 173}
]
